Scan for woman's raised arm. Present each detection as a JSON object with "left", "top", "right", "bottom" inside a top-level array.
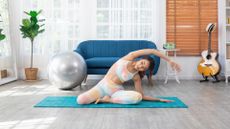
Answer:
[
  {"left": 124, "top": 49, "right": 170, "bottom": 62},
  {"left": 123, "top": 49, "right": 181, "bottom": 72}
]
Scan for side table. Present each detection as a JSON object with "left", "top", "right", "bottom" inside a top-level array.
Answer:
[{"left": 160, "top": 49, "right": 180, "bottom": 84}]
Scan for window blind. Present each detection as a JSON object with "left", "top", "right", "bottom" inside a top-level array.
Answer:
[{"left": 167, "top": 0, "right": 218, "bottom": 56}]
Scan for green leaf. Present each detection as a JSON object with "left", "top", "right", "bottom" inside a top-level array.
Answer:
[
  {"left": 22, "top": 19, "right": 31, "bottom": 27},
  {"left": 24, "top": 11, "right": 30, "bottom": 15},
  {"left": 38, "top": 29, "right": 45, "bottom": 33},
  {"left": 38, "top": 10, "right": 42, "bottom": 15},
  {"left": 34, "top": 24, "right": 39, "bottom": 30},
  {"left": 40, "top": 24, "right": 45, "bottom": 27},
  {"left": 29, "top": 11, "right": 38, "bottom": 17},
  {"left": 0, "top": 29, "right": 6, "bottom": 41},
  {"left": 38, "top": 19, "right": 45, "bottom": 22},
  {"left": 0, "top": 35, "right": 6, "bottom": 41},
  {"left": 30, "top": 17, "right": 38, "bottom": 24}
]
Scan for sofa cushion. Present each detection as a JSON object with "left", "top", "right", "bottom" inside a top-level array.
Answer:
[
  {"left": 86, "top": 57, "right": 120, "bottom": 68},
  {"left": 75, "top": 40, "right": 157, "bottom": 58}
]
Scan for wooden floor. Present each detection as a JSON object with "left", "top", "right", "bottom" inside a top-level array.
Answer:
[{"left": 0, "top": 79, "right": 230, "bottom": 129}]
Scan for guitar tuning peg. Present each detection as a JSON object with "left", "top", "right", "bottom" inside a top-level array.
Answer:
[{"left": 206, "top": 23, "right": 216, "bottom": 32}]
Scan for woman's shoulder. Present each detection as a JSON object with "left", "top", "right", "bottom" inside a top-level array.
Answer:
[
  {"left": 119, "top": 57, "right": 133, "bottom": 62},
  {"left": 120, "top": 52, "right": 136, "bottom": 61},
  {"left": 115, "top": 58, "right": 131, "bottom": 65}
]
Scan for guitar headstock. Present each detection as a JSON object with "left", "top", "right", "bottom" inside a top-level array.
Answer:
[{"left": 206, "top": 23, "right": 216, "bottom": 33}]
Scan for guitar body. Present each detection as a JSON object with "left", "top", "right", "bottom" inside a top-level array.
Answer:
[{"left": 197, "top": 50, "right": 220, "bottom": 76}]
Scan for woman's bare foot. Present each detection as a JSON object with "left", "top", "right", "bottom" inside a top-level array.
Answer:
[{"left": 95, "top": 96, "right": 111, "bottom": 104}]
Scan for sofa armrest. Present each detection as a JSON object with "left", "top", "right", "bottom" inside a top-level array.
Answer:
[{"left": 74, "top": 48, "right": 85, "bottom": 59}]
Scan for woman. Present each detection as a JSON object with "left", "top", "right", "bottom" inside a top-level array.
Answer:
[{"left": 77, "top": 49, "right": 181, "bottom": 104}]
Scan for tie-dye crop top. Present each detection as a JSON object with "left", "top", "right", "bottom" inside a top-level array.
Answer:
[{"left": 115, "top": 59, "right": 138, "bottom": 82}]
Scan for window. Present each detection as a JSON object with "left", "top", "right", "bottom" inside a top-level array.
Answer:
[
  {"left": 96, "top": 0, "right": 154, "bottom": 39},
  {"left": 21, "top": 0, "right": 80, "bottom": 56},
  {"left": 20, "top": 0, "right": 164, "bottom": 78},
  {"left": 167, "top": 0, "right": 218, "bottom": 56},
  {"left": 0, "top": 0, "right": 11, "bottom": 57},
  {"left": 21, "top": 0, "right": 162, "bottom": 55}
]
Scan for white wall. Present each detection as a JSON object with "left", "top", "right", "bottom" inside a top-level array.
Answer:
[{"left": 8, "top": 0, "right": 203, "bottom": 80}]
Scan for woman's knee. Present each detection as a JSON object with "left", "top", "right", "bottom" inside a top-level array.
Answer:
[
  {"left": 134, "top": 92, "right": 142, "bottom": 103},
  {"left": 111, "top": 91, "right": 142, "bottom": 104}
]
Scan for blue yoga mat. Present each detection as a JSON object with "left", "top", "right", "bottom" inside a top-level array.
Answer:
[{"left": 34, "top": 96, "right": 188, "bottom": 108}]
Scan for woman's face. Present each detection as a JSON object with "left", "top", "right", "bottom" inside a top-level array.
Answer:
[{"left": 135, "top": 59, "right": 150, "bottom": 71}]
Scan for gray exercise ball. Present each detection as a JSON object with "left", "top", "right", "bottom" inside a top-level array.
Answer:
[{"left": 48, "top": 52, "right": 87, "bottom": 90}]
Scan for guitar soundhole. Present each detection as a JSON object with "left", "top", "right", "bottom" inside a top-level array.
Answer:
[{"left": 206, "top": 54, "right": 211, "bottom": 60}]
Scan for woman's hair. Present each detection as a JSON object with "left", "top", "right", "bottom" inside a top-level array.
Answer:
[{"left": 138, "top": 56, "right": 155, "bottom": 81}]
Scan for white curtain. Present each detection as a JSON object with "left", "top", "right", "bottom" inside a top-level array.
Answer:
[
  {"left": 0, "top": 0, "right": 11, "bottom": 58},
  {"left": 96, "top": 0, "right": 154, "bottom": 39},
  {"left": 19, "top": 0, "right": 81, "bottom": 78},
  {"left": 18, "top": 0, "right": 165, "bottom": 79},
  {"left": 0, "top": 0, "right": 16, "bottom": 80}
]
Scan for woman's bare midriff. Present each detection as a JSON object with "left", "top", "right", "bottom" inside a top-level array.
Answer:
[
  {"left": 104, "top": 74, "right": 123, "bottom": 85},
  {"left": 104, "top": 63, "right": 124, "bottom": 85}
]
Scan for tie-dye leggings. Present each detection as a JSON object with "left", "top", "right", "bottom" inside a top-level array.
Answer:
[{"left": 77, "top": 78, "right": 142, "bottom": 104}]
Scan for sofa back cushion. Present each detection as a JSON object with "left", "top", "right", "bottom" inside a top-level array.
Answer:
[
  {"left": 75, "top": 40, "right": 160, "bottom": 75},
  {"left": 75, "top": 40, "right": 157, "bottom": 59}
]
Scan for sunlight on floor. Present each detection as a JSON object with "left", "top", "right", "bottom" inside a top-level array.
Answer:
[
  {"left": 0, "top": 117, "right": 56, "bottom": 129},
  {"left": 0, "top": 83, "right": 75, "bottom": 97}
]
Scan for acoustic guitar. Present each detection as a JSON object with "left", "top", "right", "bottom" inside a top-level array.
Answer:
[{"left": 197, "top": 23, "right": 220, "bottom": 82}]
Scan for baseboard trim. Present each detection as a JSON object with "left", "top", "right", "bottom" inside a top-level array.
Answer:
[{"left": 18, "top": 71, "right": 206, "bottom": 80}]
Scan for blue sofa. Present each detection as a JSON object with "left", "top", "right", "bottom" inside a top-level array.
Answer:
[{"left": 74, "top": 40, "right": 160, "bottom": 77}]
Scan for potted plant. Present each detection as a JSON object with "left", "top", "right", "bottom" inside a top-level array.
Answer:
[
  {"left": 20, "top": 10, "right": 45, "bottom": 80},
  {"left": 0, "top": 29, "right": 6, "bottom": 41},
  {"left": 0, "top": 29, "right": 7, "bottom": 79}
]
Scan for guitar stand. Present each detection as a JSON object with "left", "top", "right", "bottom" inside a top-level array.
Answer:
[
  {"left": 200, "top": 73, "right": 209, "bottom": 82},
  {"left": 200, "top": 73, "right": 220, "bottom": 83},
  {"left": 210, "top": 74, "right": 220, "bottom": 83}
]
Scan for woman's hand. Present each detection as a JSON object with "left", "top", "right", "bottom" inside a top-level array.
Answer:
[
  {"left": 169, "top": 60, "right": 181, "bottom": 72},
  {"left": 142, "top": 96, "right": 174, "bottom": 103},
  {"left": 159, "top": 99, "right": 174, "bottom": 103}
]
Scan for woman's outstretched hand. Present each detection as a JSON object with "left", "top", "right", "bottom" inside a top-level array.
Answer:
[
  {"left": 142, "top": 96, "right": 174, "bottom": 103},
  {"left": 169, "top": 60, "right": 181, "bottom": 72}
]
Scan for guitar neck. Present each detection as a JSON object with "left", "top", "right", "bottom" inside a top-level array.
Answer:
[{"left": 208, "top": 32, "right": 212, "bottom": 54}]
